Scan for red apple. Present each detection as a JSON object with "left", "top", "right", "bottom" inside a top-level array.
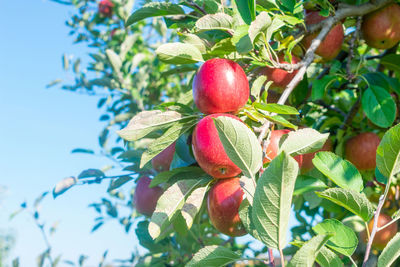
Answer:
[
  {"left": 98, "top": 0, "right": 114, "bottom": 17},
  {"left": 261, "top": 54, "right": 300, "bottom": 92},
  {"left": 264, "top": 129, "right": 303, "bottom": 166},
  {"left": 301, "top": 139, "right": 333, "bottom": 172},
  {"left": 193, "top": 58, "right": 249, "bottom": 114},
  {"left": 345, "top": 132, "right": 380, "bottom": 171},
  {"left": 192, "top": 114, "right": 242, "bottom": 178},
  {"left": 361, "top": 213, "right": 397, "bottom": 250},
  {"left": 151, "top": 142, "right": 176, "bottom": 172},
  {"left": 134, "top": 176, "right": 163, "bottom": 217},
  {"left": 207, "top": 178, "right": 247, "bottom": 237},
  {"left": 361, "top": 4, "right": 400, "bottom": 49},
  {"left": 302, "top": 11, "right": 344, "bottom": 60}
]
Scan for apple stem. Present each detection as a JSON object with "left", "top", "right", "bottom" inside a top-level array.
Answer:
[{"left": 362, "top": 179, "right": 391, "bottom": 266}]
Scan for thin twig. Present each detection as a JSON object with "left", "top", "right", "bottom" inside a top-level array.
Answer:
[
  {"left": 185, "top": 0, "right": 207, "bottom": 15},
  {"left": 315, "top": 100, "right": 347, "bottom": 117},
  {"left": 346, "top": 17, "right": 362, "bottom": 81},
  {"left": 33, "top": 214, "right": 55, "bottom": 266},
  {"left": 339, "top": 95, "right": 361, "bottom": 131}
]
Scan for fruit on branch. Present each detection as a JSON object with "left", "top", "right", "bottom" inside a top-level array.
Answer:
[
  {"left": 264, "top": 129, "right": 303, "bottom": 166},
  {"left": 361, "top": 4, "right": 400, "bottom": 49},
  {"left": 134, "top": 176, "right": 163, "bottom": 217},
  {"left": 98, "top": 0, "right": 114, "bottom": 17},
  {"left": 207, "top": 177, "right": 246, "bottom": 237},
  {"left": 192, "top": 114, "right": 242, "bottom": 178},
  {"left": 361, "top": 213, "right": 398, "bottom": 250},
  {"left": 193, "top": 58, "right": 249, "bottom": 114},
  {"left": 301, "top": 139, "right": 333, "bottom": 172},
  {"left": 152, "top": 142, "right": 176, "bottom": 172},
  {"left": 345, "top": 132, "right": 380, "bottom": 171},
  {"left": 302, "top": 11, "right": 344, "bottom": 60},
  {"left": 261, "top": 54, "right": 300, "bottom": 92}
]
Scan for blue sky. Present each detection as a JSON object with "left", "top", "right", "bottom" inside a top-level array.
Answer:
[{"left": 0, "top": 0, "right": 137, "bottom": 265}]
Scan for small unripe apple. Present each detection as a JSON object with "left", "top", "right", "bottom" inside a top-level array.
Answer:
[
  {"left": 151, "top": 142, "right": 176, "bottom": 172},
  {"left": 98, "top": 0, "right": 114, "bottom": 17},
  {"left": 261, "top": 54, "right": 300, "bottom": 92},
  {"left": 207, "top": 178, "right": 247, "bottom": 237},
  {"left": 193, "top": 58, "right": 249, "bottom": 114},
  {"left": 192, "top": 114, "right": 242, "bottom": 178},
  {"left": 361, "top": 4, "right": 400, "bottom": 49},
  {"left": 361, "top": 213, "right": 398, "bottom": 250},
  {"left": 264, "top": 129, "right": 303, "bottom": 166},
  {"left": 302, "top": 11, "right": 344, "bottom": 60},
  {"left": 134, "top": 176, "right": 163, "bottom": 217},
  {"left": 345, "top": 132, "right": 380, "bottom": 171},
  {"left": 301, "top": 139, "right": 333, "bottom": 172}
]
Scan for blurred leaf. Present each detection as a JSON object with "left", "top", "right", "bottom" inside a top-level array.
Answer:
[
  {"left": 34, "top": 192, "right": 49, "bottom": 208},
  {"left": 186, "top": 245, "right": 241, "bottom": 267},
  {"left": 293, "top": 176, "right": 327, "bottom": 196},
  {"left": 378, "top": 232, "right": 400, "bottom": 267},
  {"left": 126, "top": 2, "right": 185, "bottom": 26},
  {"left": 312, "top": 152, "right": 363, "bottom": 192},
  {"left": 46, "top": 79, "right": 62, "bottom": 88},
  {"left": 156, "top": 42, "right": 204, "bottom": 64},
  {"left": 376, "top": 123, "right": 400, "bottom": 179},
  {"left": 381, "top": 54, "right": 400, "bottom": 73},
  {"left": 252, "top": 152, "right": 299, "bottom": 249},
  {"left": 312, "top": 75, "right": 336, "bottom": 101},
  {"left": 62, "top": 54, "right": 69, "bottom": 71},
  {"left": 107, "top": 176, "right": 132, "bottom": 192},
  {"left": 105, "top": 49, "right": 122, "bottom": 72},
  {"left": 316, "top": 188, "right": 374, "bottom": 222},
  {"left": 150, "top": 167, "right": 206, "bottom": 188},
  {"left": 53, "top": 177, "right": 77, "bottom": 198},
  {"left": 78, "top": 169, "right": 105, "bottom": 179}
]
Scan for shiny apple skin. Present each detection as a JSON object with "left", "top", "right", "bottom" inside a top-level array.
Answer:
[
  {"left": 361, "top": 214, "right": 398, "bottom": 250},
  {"left": 261, "top": 54, "right": 300, "bottom": 92},
  {"left": 207, "top": 178, "right": 247, "bottom": 237},
  {"left": 192, "top": 114, "right": 242, "bottom": 178},
  {"left": 134, "top": 176, "right": 163, "bottom": 217},
  {"left": 193, "top": 58, "right": 249, "bottom": 114},
  {"left": 345, "top": 132, "right": 381, "bottom": 171},
  {"left": 151, "top": 142, "right": 176, "bottom": 172},
  {"left": 302, "top": 11, "right": 344, "bottom": 60},
  {"left": 362, "top": 4, "right": 400, "bottom": 49},
  {"left": 98, "top": 0, "right": 114, "bottom": 17},
  {"left": 301, "top": 139, "right": 333, "bottom": 172},
  {"left": 264, "top": 129, "right": 303, "bottom": 166}
]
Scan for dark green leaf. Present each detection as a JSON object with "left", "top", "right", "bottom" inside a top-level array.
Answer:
[{"left": 126, "top": 2, "right": 185, "bottom": 26}]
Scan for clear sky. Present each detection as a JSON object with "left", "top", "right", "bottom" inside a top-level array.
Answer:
[{"left": 0, "top": 0, "right": 137, "bottom": 265}]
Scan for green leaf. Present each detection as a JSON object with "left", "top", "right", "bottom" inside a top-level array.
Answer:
[
  {"left": 293, "top": 176, "right": 328, "bottom": 196},
  {"left": 232, "top": 25, "right": 253, "bottom": 54},
  {"left": 311, "top": 75, "right": 336, "bottom": 101},
  {"left": 140, "top": 119, "right": 198, "bottom": 168},
  {"left": 254, "top": 103, "right": 299, "bottom": 115},
  {"left": 249, "top": 11, "right": 271, "bottom": 43},
  {"left": 313, "top": 219, "right": 358, "bottom": 256},
  {"left": 381, "top": 54, "right": 400, "bottom": 73},
  {"left": 181, "top": 33, "right": 208, "bottom": 54},
  {"left": 195, "top": 13, "right": 233, "bottom": 32},
  {"left": 251, "top": 75, "right": 267, "bottom": 99},
  {"left": 265, "top": 114, "right": 298, "bottom": 129},
  {"left": 362, "top": 85, "right": 396, "bottom": 128},
  {"left": 213, "top": 116, "right": 263, "bottom": 178},
  {"left": 316, "top": 188, "right": 374, "bottom": 222},
  {"left": 239, "top": 175, "right": 256, "bottom": 205},
  {"left": 149, "top": 177, "right": 210, "bottom": 240},
  {"left": 71, "top": 148, "right": 94, "bottom": 154},
  {"left": 136, "top": 221, "right": 167, "bottom": 253},
  {"left": 126, "top": 2, "right": 185, "bottom": 26},
  {"left": 363, "top": 72, "right": 391, "bottom": 92},
  {"left": 238, "top": 199, "right": 261, "bottom": 240},
  {"left": 105, "top": 49, "right": 122, "bottom": 72},
  {"left": 378, "top": 232, "right": 400, "bottom": 267},
  {"left": 107, "top": 176, "right": 132, "bottom": 192},
  {"left": 288, "top": 234, "right": 332, "bottom": 267},
  {"left": 150, "top": 167, "right": 206, "bottom": 188},
  {"left": 186, "top": 245, "right": 241, "bottom": 267},
  {"left": 181, "top": 184, "right": 209, "bottom": 229},
  {"left": 78, "top": 169, "right": 105, "bottom": 179},
  {"left": 53, "top": 177, "right": 77, "bottom": 198},
  {"left": 252, "top": 152, "right": 299, "bottom": 249},
  {"left": 376, "top": 123, "right": 400, "bottom": 179},
  {"left": 279, "top": 128, "right": 329, "bottom": 156},
  {"left": 234, "top": 0, "right": 255, "bottom": 24},
  {"left": 156, "top": 43, "right": 204, "bottom": 64},
  {"left": 117, "top": 110, "right": 195, "bottom": 142},
  {"left": 316, "top": 246, "right": 344, "bottom": 267},
  {"left": 312, "top": 152, "right": 363, "bottom": 192}
]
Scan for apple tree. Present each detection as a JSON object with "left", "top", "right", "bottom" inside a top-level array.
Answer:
[{"left": 49, "top": 0, "right": 400, "bottom": 266}]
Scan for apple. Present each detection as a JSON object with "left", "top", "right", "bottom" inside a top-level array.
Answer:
[
  {"left": 264, "top": 129, "right": 303, "bottom": 166},
  {"left": 361, "top": 4, "right": 400, "bottom": 49},
  {"left": 134, "top": 176, "right": 163, "bottom": 217},
  {"left": 301, "top": 139, "right": 333, "bottom": 172},
  {"left": 345, "top": 132, "right": 380, "bottom": 171},
  {"left": 151, "top": 142, "right": 176, "bottom": 172},
  {"left": 302, "top": 11, "right": 344, "bottom": 60},
  {"left": 98, "top": 0, "right": 114, "bottom": 17},
  {"left": 261, "top": 54, "right": 300, "bottom": 92},
  {"left": 193, "top": 58, "right": 249, "bottom": 114},
  {"left": 192, "top": 114, "right": 242, "bottom": 178},
  {"left": 361, "top": 213, "right": 398, "bottom": 250},
  {"left": 207, "top": 178, "right": 246, "bottom": 237}
]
